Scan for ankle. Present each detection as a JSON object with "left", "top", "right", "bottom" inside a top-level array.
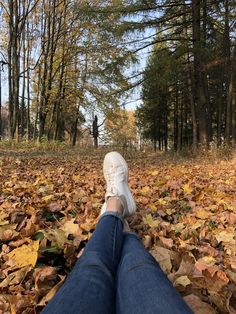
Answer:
[{"left": 106, "top": 196, "right": 124, "bottom": 214}]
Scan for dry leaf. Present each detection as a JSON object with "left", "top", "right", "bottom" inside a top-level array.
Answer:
[
  {"left": 215, "top": 231, "right": 235, "bottom": 244},
  {"left": 143, "top": 214, "right": 159, "bottom": 228},
  {"left": 0, "top": 265, "right": 32, "bottom": 288},
  {"left": 184, "top": 294, "right": 216, "bottom": 314},
  {"left": 61, "top": 219, "right": 80, "bottom": 237},
  {"left": 38, "top": 276, "right": 66, "bottom": 306},
  {"left": 150, "top": 247, "right": 172, "bottom": 274},
  {"left": 174, "top": 275, "right": 191, "bottom": 290},
  {"left": 6, "top": 240, "right": 39, "bottom": 269}
]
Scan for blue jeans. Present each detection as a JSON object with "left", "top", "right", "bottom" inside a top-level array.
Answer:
[{"left": 42, "top": 213, "right": 192, "bottom": 314}]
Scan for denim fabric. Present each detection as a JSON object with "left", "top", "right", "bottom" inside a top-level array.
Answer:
[
  {"left": 42, "top": 215, "right": 193, "bottom": 314},
  {"left": 116, "top": 234, "right": 193, "bottom": 314}
]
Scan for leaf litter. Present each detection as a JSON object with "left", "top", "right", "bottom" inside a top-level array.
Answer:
[{"left": 0, "top": 154, "right": 235, "bottom": 313}]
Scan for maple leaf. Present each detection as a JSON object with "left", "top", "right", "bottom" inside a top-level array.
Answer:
[
  {"left": 6, "top": 239, "right": 39, "bottom": 269},
  {"left": 143, "top": 214, "right": 159, "bottom": 228},
  {"left": 183, "top": 184, "right": 193, "bottom": 195},
  {"left": 215, "top": 230, "right": 235, "bottom": 244},
  {"left": 195, "top": 209, "right": 210, "bottom": 219}
]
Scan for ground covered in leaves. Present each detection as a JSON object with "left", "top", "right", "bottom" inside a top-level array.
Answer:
[{"left": 0, "top": 151, "right": 236, "bottom": 313}]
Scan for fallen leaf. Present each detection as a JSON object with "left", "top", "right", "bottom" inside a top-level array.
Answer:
[
  {"left": 140, "top": 186, "right": 150, "bottom": 194},
  {"left": 6, "top": 240, "right": 39, "bottom": 269},
  {"left": 195, "top": 209, "right": 210, "bottom": 219},
  {"left": 0, "top": 265, "right": 32, "bottom": 288},
  {"left": 183, "top": 184, "right": 193, "bottom": 195},
  {"left": 143, "top": 214, "right": 159, "bottom": 228},
  {"left": 34, "top": 266, "right": 57, "bottom": 292},
  {"left": 61, "top": 219, "right": 80, "bottom": 237},
  {"left": 174, "top": 275, "right": 191, "bottom": 290},
  {"left": 159, "top": 236, "right": 173, "bottom": 249},
  {"left": 215, "top": 230, "right": 235, "bottom": 244},
  {"left": 38, "top": 275, "right": 66, "bottom": 306},
  {"left": 10, "top": 304, "right": 16, "bottom": 314},
  {"left": 184, "top": 294, "right": 216, "bottom": 314},
  {"left": 150, "top": 246, "right": 172, "bottom": 274}
]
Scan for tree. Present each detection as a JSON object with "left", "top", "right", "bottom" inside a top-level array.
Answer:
[
  {"left": 86, "top": 0, "right": 236, "bottom": 149},
  {"left": 105, "top": 108, "right": 137, "bottom": 148}
]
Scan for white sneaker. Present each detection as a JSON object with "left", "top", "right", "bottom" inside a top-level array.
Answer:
[{"left": 101, "top": 151, "right": 136, "bottom": 217}]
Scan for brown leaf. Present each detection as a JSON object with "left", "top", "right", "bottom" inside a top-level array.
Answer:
[
  {"left": 174, "top": 252, "right": 195, "bottom": 278},
  {"left": 0, "top": 265, "right": 32, "bottom": 288},
  {"left": 47, "top": 202, "right": 63, "bottom": 213},
  {"left": 202, "top": 266, "right": 229, "bottom": 292},
  {"left": 184, "top": 294, "right": 216, "bottom": 314},
  {"left": 142, "top": 235, "right": 152, "bottom": 249},
  {"left": 34, "top": 266, "right": 57, "bottom": 292},
  {"left": 159, "top": 236, "right": 173, "bottom": 249},
  {"left": 150, "top": 246, "right": 172, "bottom": 274},
  {"left": 38, "top": 275, "right": 66, "bottom": 306},
  {"left": 173, "top": 275, "right": 191, "bottom": 291}
]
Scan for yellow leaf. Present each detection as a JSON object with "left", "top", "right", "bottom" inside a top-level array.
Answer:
[
  {"left": 215, "top": 231, "right": 235, "bottom": 244},
  {"left": 72, "top": 175, "right": 81, "bottom": 182},
  {"left": 158, "top": 198, "right": 167, "bottom": 205},
  {"left": 42, "top": 195, "right": 54, "bottom": 203},
  {"left": 140, "top": 186, "right": 150, "bottom": 195},
  {"left": 183, "top": 184, "right": 193, "bottom": 195},
  {"left": 143, "top": 214, "right": 159, "bottom": 228},
  {"left": 80, "top": 219, "right": 97, "bottom": 232},
  {"left": 0, "top": 212, "right": 9, "bottom": 226},
  {"left": 150, "top": 170, "right": 159, "bottom": 176},
  {"left": 148, "top": 204, "right": 157, "bottom": 211},
  {"left": 61, "top": 219, "right": 80, "bottom": 237},
  {"left": 191, "top": 221, "right": 205, "bottom": 230},
  {"left": 6, "top": 240, "right": 39, "bottom": 268},
  {"left": 195, "top": 209, "right": 210, "bottom": 219},
  {"left": 172, "top": 222, "right": 185, "bottom": 233},
  {"left": 10, "top": 304, "right": 16, "bottom": 314},
  {"left": 198, "top": 256, "right": 216, "bottom": 266}
]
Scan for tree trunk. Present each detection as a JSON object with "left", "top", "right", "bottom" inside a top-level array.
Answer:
[
  {"left": 26, "top": 20, "right": 31, "bottom": 141},
  {"left": 192, "top": 0, "right": 208, "bottom": 146},
  {"left": 174, "top": 84, "right": 179, "bottom": 151},
  {"left": 225, "top": 0, "right": 233, "bottom": 145}
]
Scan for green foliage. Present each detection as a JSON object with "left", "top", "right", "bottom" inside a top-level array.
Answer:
[{"left": 136, "top": 45, "right": 177, "bottom": 149}]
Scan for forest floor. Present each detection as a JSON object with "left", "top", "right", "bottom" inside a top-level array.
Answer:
[{"left": 0, "top": 148, "right": 236, "bottom": 314}]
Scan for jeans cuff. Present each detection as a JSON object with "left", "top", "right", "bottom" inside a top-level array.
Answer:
[{"left": 100, "top": 211, "right": 124, "bottom": 224}]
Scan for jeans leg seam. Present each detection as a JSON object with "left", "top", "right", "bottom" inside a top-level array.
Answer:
[{"left": 112, "top": 218, "right": 117, "bottom": 263}]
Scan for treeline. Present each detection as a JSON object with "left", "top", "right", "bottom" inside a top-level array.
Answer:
[
  {"left": 0, "top": 0, "right": 235, "bottom": 150},
  {"left": 0, "top": 0, "right": 131, "bottom": 144},
  {"left": 133, "top": 0, "right": 236, "bottom": 150},
  {"left": 86, "top": 0, "right": 236, "bottom": 150}
]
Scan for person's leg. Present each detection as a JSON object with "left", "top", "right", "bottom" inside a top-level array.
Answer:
[
  {"left": 116, "top": 232, "right": 193, "bottom": 314},
  {"left": 42, "top": 197, "right": 124, "bottom": 314},
  {"left": 42, "top": 151, "right": 136, "bottom": 314}
]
